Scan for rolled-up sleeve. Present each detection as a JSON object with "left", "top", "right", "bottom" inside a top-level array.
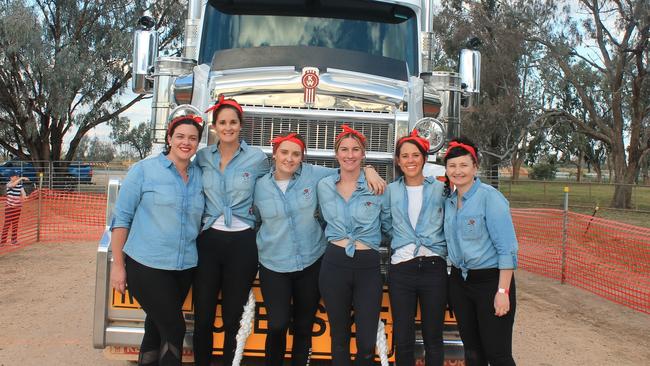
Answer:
[
  {"left": 485, "top": 192, "right": 518, "bottom": 269},
  {"left": 110, "top": 163, "right": 144, "bottom": 230}
]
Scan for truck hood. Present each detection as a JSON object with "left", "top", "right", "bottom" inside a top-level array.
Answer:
[{"left": 207, "top": 46, "right": 410, "bottom": 112}]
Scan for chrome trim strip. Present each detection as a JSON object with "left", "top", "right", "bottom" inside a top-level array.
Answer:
[{"left": 243, "top": 107, "right": 395, "bottom": 121}]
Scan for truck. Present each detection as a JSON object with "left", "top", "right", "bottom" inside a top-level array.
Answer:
[
  {"left": 0, "top": 160, "right": 93, "bottom": 185},
  {"left": 94, "top": 0, "right": 481, "bottom": 363}
]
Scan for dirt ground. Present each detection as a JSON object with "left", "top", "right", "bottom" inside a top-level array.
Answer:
[{"left": 0, "top": 242, "right": 649, "bottom": 366}]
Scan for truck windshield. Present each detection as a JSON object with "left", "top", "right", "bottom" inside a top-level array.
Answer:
[{"left": 199, "top": 3, "right": 418, "bottom": 76}]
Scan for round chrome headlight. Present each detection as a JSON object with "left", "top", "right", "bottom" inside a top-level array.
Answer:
[
  {"left": 414, "top": 117, "right": 445, "bottom": 153},
  {"left": 168, "top": 104, "right": 203, "bottom": 123}
]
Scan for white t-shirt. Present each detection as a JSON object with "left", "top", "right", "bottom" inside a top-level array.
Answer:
[
  {"left": 391, "top": 185, "right": 437, "bottom": 264},
  {"left": 211, "top": 215, "right": 250, "bottom": 232},
  {"left": 275, "top": 179, "right": 290, "bottom": 193}
]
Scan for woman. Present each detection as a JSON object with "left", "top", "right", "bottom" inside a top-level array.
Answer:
[
  {"left": 192, "top": 95, "right": 270, "bottom": 366},
  {"left": 443, "top": 137, "right": 518, "bottom": 366},
  {"left": 317, "top": 125, "right": 390, "bottom": 366},
  {"left": 110, "top": 114, "right": 205, "bottom": 366},
  {"left": 255, "top": 132, "right": 385, "bottom": 366},
  {"left": 386, "top": 130, "right": 448, "bottom": 366}
]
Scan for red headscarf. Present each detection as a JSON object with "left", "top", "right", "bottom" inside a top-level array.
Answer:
[
  {"left": 270, "top": 132, "right": 306, "bottom": 154},
  {"left": 167, "top": 115, "right": 204, "bottom": 136},
  {"left": 205, "top": 94, "right": 243, "bottom": 116},
  {"left": 444, "top": 141, "right": 478, "bottom": 162},
  {"left": 336, "top": 124, "right": 366, "bottom": 146},
  {"left": 398, "top": 129, "right": 430, "bottom": 152}
]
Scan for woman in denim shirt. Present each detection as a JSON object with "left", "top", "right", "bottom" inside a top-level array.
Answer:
[
  {"left": 443, "top": 137, "right": 518, "bottom": 366},
  {"left": 192, "top": 96, "right": 270, "bottom": 366},
  {"left": 386, "top": 131, "right": 448, "bottom": 366},
  {"left": 317, "top": 125, "right": 390, "bottom": 366},
  {"left": 110, "top": 114, "right": 205, "bottom": 366},
  {"left": 254, "top": 132, "right": 385, "bottom": 366}
]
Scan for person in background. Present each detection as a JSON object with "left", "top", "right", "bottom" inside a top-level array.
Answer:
[
  {"left": 386, "top": 130, "right": 448, "bottom": 366},
  {"left": 317, "top": 125, "right": 390, "bottom": 366},
  {"left": 255, "top": 132, "right": 385, "bottom": 366},
  {"left": 109, "top": 114, "right": 205, "bottom": 366},
  {"left": 443, "top": 137, "right": 518, "bottom": 366},
  {"left": 192, "top": 95, "right": 270, "bottom": 366},
  {"left": 1, "top": 170, "right": 29, "bottom": 246}
]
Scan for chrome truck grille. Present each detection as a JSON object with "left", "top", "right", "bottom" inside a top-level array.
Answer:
[{"left": 240, "top": 108, "right": 396, "bottom": 181}]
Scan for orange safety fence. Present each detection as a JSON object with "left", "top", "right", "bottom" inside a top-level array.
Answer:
[
  {"left": 1, "top": 194, "right": 649, "bottom": 314},
  {"left": 0, "top": 189, "right": 105, "bottom": 254},
  {"left": 513, "top": 208, "right": 650, "bottom": 314}
]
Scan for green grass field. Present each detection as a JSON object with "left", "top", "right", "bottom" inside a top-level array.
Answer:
[{"left": 498, "top": 179, "right": 650, "bottom": 228}]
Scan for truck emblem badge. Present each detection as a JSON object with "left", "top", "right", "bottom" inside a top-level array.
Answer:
[{"left": 301, "top": 67, "right": 320, "bottom": 106}]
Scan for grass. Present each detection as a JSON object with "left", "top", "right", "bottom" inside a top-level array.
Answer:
[{"left": 498, "top": 179, "right": 650, "bottom": 229}]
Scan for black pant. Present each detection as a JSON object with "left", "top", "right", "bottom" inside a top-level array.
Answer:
[
  {"left": 388, "top": 256, "right": 448, "bottom": 366},
  {"left": 259, "top": 259, "right": 322, "bottom": 366},
  {"left": 192, "top": 228, "right": 259, "bottom": 366},
  {"left": 449, "top": 267, "right": 516, "bottom": 366},
  {"left": 125, "top": 255, "right": 193, "bottom": 366},
  {"left": 1, "top": 205, "right": 21, "bottom": 244},
  {"left": 319, "top": 244, "right": 382, "bottom": 366}
]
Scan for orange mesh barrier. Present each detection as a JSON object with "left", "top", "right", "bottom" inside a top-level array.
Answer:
[
  {"left": 0, "top": 189, "right": 105, "bottom": 254},
  {"left": 513, "top": 208, "right": 650, "bottom": 314}
]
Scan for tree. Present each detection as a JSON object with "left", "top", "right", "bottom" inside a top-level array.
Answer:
[
  {"left": 87, "top": 137, "right": 115, "bottom": 162},
  {"left": 110, "top": 117, "right": 152, "bottom": 160},
  {"left": 0, "top": 0, "right": 184, "bottom": 165},
  {"left": 525, "top": 0, "right": 650, "bottom": 208},
  {"left": 432, "top": 1, "right": 556, "bottom": 186},
  {"left": 72, "top": 135, "right": 91, "bottom": 161}
]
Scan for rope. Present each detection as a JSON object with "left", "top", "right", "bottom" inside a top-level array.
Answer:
[
  {"left": 376, "top": 318, "right": 389, "bottom": 366},
  {"left": 231, "top": 289, "right": 256, "bottom": 366}
]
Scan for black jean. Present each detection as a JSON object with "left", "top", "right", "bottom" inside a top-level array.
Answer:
[
  {"left": 125, "top": 255, "right": 193, "bottom": 366},
  {"left": 259, "top": 258, "right": 322, "bottom": 366},
  {"left": 192, "top": 228, "right": 259, "bottom": 366},
  {"left": 388, "top": 256, "right": 448, "bottom": 366},
  {"left": 449, "top": 267, "right": 516, "bottom": 366},
  {"left": 319, "top": 244, "right": 382, "bottom": 366}
]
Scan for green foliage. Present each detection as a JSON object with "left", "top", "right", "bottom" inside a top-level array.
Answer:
[
  {"left": 528, "top": 162, "right": 558, "bottom": 180},
  {"left": 0, "top": 0, "right": 184, "bottom": 162},
  {"left": 87, "top": 137, "right": 115, "bottom": 162},
  {"left": 110, "top": 118, "right": 152, "bottom": 159}
]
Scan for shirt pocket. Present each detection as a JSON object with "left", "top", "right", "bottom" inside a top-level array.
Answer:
[
  {"left": 296, "top": 187, "right": 316, "bottom": 210},
  {"left": 354, "top": 196, "right": 381, "bottom": 226},
  {"left": 153, "top": 184, "right": 176, "bottom": 206},
  {"left": 257, "top": 199, "right": 279, "bottom": 219},
  {"left": 190, "top": 188, "right": 205, "bottom": 214},
  {"left": 460, "top": 215, "right": 484, "bottom": 240},
  {"left": 429, "top": 206, "right": 444, "bottom": 228},
  {"left": 231, "top": 170, "right": 255, "bottom": 196}
]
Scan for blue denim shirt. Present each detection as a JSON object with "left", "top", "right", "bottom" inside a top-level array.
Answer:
[
  {"left": 387, "top": 176, "right": 447, "bottom": 257},
  {"left": 111, "top": 153, "right": 204, "bottom": 270},
  {"left": 196, "top": 141, "right": 270, "bottom": 230},
  {"left": 254, "top": 163, "right": 336, "bottom": 272},
  {"left": 317, "top": 170, "right": 390, "bottom": 257},
  {"left": 444, "top": 177, "right": 518, "bottom": 278}
]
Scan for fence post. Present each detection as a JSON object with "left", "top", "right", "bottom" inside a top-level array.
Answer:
[
  {"left": 36, "top": 172, "right": 43, "bottom": 242},
  {"left": 561, "top": 186, "right": 569, "bottom": 284}
]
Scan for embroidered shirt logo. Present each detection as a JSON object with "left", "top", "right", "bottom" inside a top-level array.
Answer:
[
  {"left": 302, "top": 188, "right": 312, "bottom": 200},
  {"left": 241, "top": 172, "right": 251, "bottom": 182}
]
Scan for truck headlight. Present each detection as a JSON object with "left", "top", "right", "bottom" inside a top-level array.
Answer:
[{"left": 414, "top": 117, "right": 445, "bottom": 153}]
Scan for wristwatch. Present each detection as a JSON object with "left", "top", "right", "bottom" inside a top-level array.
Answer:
[{"left": 497, "top": 288, "right": 510, "bottom": 295}]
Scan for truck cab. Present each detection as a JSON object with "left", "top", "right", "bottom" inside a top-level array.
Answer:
[{"left": 94, "top": 0, "right": 480, "bottom": 362}]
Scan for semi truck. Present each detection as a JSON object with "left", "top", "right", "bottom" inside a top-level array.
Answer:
[{"left": 94, "top": 0, "right": 480, "bottom": 363}]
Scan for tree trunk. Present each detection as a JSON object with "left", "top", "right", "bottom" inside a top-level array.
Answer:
[{"left": 511, "top": 156, "right": 524, "bottom": 181}]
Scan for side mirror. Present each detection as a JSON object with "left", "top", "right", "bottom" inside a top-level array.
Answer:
[
  {"left": 132, "top": 16, "right": 159, "bottom": 94},
  {"left": 459, "top": 49, "right": 481, "bottom": 107}
]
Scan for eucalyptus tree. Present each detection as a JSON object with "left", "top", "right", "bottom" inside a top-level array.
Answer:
[
  {"left": 525, "top": 0, "right": 650, "bottom": 208},
  {"left": 0, "top": 0, "right": 184, "bottom": 163}
]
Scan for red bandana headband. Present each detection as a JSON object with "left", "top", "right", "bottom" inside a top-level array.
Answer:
[
  {"left": 444, "top": 141, "right": 478, "bottom": 162},
  {"left": 205, "top": 94, "right": 243, "bottom": 116},
  {"left": 399, "top": 129, "right": 430, "bottom": 152},
  {"left": 167, "top": 115, "right": 204, "bottom": 136},
  {"left": 336, "top": 124, "right": 366, "bottom": 145},
  {"left": 270, "top": 132, "right": 305, "bottom": 154}
]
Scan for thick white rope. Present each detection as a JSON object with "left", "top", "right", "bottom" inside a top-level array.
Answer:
[
  {"left": 231, "top": 289, "right": 256, "bottom": 366},
  {"left": 376, "top": 318, "right": 389, "bottom": 366}
]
